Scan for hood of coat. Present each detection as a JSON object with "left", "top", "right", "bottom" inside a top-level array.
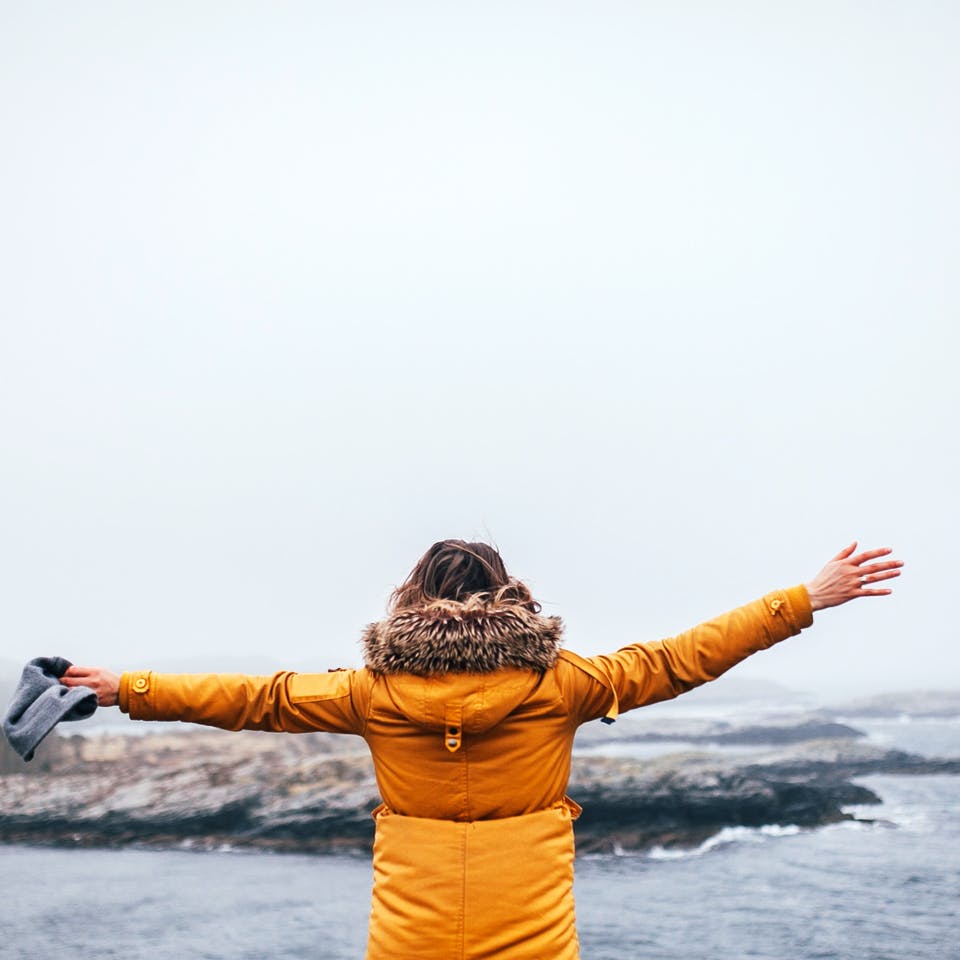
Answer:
[
  {"left": 363, "top": 597, "right": 563, "bottom": 676},
  {"left": 361, "top": 597, "right": 565, "bottom": 734}
]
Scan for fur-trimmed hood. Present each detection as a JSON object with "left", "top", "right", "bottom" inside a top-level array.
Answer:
[{"left": 362, "top": 596, "right": 564, "bottom": 676}]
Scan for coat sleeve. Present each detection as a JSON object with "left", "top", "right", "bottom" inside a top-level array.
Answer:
[
  {"left": 559, "top": 585, "right": 813, "bottom": 724},
  {"left": 118, "top": 668, "right": 370, "bottom": 735}
]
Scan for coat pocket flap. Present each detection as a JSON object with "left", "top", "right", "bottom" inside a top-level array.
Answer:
[{"left": 289, "top": 671, "right": 353, "bottom": 703}]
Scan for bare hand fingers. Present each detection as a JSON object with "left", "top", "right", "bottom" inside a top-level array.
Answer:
[
  {"left": 60, "top": 666, "right": 119, "bottom": 706},
  {"left": 808, "top": 543, "right": 902, "bottom": 611},
  {"left": 860, "top": 559, "right": 903, "bottom": 574},
  {"left": 858, "top": 560, "right": 904, "bottom": 584},
  {"left": 62, "top": 666, "right": 99, "bottom": 687},
  {"left": 860, "top": 568, "right": 901, "bottom": 585},
  {"left": 832, "top": 542, "right": 858, "bottom": 561},
  {"left": 850, "top": 547, "right": 893, "bottom": 566}
]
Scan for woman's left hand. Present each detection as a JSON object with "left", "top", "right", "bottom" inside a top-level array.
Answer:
[
  {"left": 61, "top": 665, "right": 121, "bottom": 707},
  {"left": 805, "top": 542, "right": 903, "bottom": 612}
]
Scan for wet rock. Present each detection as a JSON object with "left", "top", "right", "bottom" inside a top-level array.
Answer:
[{"left": 1, "top": 729, "right": 956, "bottom": 855}]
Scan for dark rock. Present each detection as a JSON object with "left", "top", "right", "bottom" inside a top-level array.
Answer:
[
  {"left": 566, "top": 747, "right": 885, "bottom": 853},
  {"left": 2, "top": 729, "right": 957, "bottom": 855}
]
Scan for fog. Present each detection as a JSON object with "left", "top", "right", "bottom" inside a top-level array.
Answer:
[{"left": 2, "top": 2, "right": 957, "bottom": 697}]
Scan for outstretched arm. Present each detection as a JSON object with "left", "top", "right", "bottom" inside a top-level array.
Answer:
[
  {"left": 563, "top": 542, "right": 903, "bottom": 722},
  {"left": 61, "top": 667, "right": 368, "bottom": 735}
]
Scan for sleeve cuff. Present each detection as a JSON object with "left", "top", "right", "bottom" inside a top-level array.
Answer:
[
  {"left": 118, "top": 673, "right": 131, "bottom": 713},
  {"left": 119, "top": 670, "right": 153, "bottom": 718},
  {"left": 785, "top": 583, "right": 814, "bottom": 629},
  {"left": 759, "top": 584, "right": 814, "bottom": 647}
]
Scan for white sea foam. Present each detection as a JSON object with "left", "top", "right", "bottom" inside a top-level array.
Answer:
[{"left": 646, "top": 823, "right": 802, "bottom": 860}]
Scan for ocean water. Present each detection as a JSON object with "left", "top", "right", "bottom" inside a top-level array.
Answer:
[{"left": 1, "top": 720, "right": 958, "bottom": 960}]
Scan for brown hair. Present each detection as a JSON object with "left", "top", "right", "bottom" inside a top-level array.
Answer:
[{"left": 390, "top": 540, "right": 540, "bottom": 613}]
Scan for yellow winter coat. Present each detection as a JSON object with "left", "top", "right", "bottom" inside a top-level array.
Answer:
[{"left": 119, "top": 585, "right": 812, "bottom": 959}]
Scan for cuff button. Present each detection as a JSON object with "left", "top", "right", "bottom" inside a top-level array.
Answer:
[{"left": 133, "top": 677, "right": 149, "bottom": 693}]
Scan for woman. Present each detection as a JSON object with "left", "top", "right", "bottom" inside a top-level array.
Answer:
[{"left": 65, "top": 539, "right": 901, "bottom": 960}]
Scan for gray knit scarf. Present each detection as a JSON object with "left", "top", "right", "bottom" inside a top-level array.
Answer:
[{"left": 2, "top": 657, "right": 97, "bottom": 761}]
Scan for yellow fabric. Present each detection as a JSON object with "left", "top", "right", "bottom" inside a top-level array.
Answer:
[
  {"left": 119, "top": 584, "right": 813, "bottom": 958},
  {"left": 368, "top": 799, "right": 581, "bottom": 960}
]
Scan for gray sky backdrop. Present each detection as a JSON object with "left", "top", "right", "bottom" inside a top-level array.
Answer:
[{"left": 2, "top": 2, "right": 957, "bottom": 697}]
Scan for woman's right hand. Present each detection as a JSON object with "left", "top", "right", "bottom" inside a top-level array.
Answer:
[
  {"left": 805, "top": 542, "right": 903, "bottom": 612},
  {"left": 62, "top": 665, "right": 121, "bottom": 707}
]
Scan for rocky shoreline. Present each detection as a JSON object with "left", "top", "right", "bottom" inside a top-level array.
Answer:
[
  {"left": 2, "top": 720, "right": 958, "bottom": 855},
  {"left": 569, "top": 742, "right": 959, "bottom": 852}
]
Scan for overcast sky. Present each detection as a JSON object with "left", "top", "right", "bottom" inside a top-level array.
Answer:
[{"left": 1, "top": 2, "right": 957, "bottom": 697}]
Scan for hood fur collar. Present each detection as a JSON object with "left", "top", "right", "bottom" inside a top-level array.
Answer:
[{"left": 362, "top": 597, "right": 564, "bottom": 675}]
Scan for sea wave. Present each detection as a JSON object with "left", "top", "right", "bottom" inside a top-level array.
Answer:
[{"left": 645, "top": 823, "right": 803, "bottom": 861}]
